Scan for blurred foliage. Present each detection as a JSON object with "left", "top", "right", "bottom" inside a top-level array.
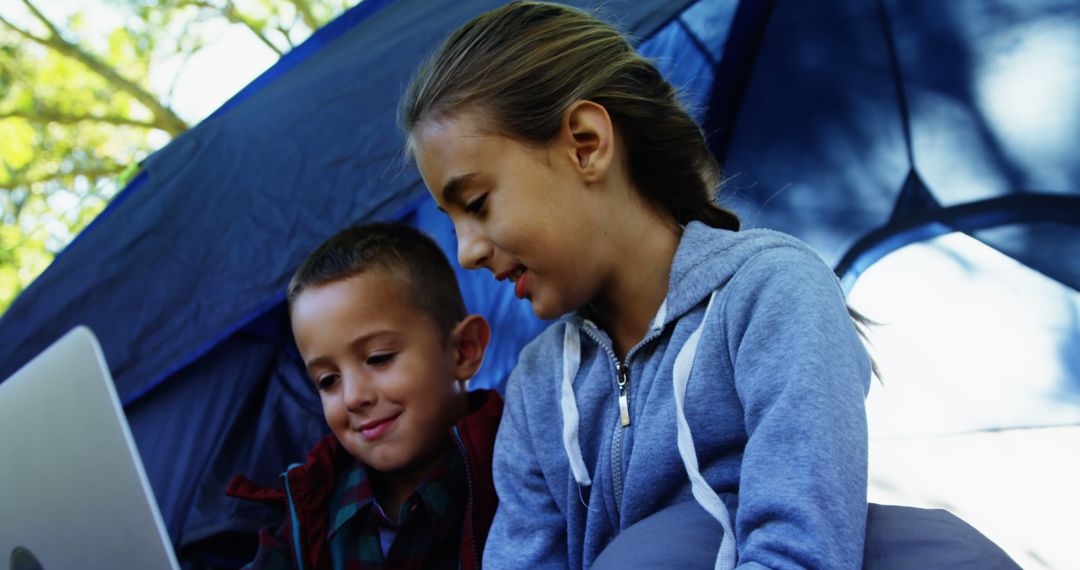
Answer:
[{"left": 0, "top": 0, "right": 350, "bottom": 314}]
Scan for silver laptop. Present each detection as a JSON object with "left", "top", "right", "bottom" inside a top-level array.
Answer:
[{"left": 0, "top": 326, "right": 180, "bottom": 570}]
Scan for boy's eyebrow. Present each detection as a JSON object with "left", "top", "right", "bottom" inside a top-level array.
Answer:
[
  {"left": 304, "top": 355, "right": 334, "bottom": 371},
  {"left": 303, "top": 330, "right": 401, "bottom": 369}
]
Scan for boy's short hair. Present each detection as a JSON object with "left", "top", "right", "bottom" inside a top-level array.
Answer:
[{"left": 287, "top": 223, "right": 467, "bottom": 339}]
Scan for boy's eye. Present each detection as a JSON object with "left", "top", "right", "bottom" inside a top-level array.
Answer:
[
  {"left": 315, "top": 374, "right": 338, "bottom": 391},
  {"left": 464, "top": 194, "right": 487, "bottom": 214},
  {"left": 367, "top": 353, "right": 396, "bottom": 366}
]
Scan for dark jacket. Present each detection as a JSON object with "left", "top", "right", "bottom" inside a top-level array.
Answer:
[{"left": 228, "top": 389, "right": 503, "bottom": 570}]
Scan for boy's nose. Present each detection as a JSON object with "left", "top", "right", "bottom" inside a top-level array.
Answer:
[
  {"left": 341, "top": 373, "right": 376, "bottom": 411},
  {"left": 457, "top": 225, "right": 491, "bottom": 270}
]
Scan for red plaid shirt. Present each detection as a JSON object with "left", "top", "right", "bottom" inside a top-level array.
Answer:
[{"left": 229, "top": 390, "right": 502, "bottom": 570}]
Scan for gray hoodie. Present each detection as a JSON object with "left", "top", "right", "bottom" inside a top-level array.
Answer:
[{"left": 483, "top": 222, "right": 871, "bottom": 569}]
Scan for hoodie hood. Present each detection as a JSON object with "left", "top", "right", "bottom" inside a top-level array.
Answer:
[
  {"left": 661, "top": 222, "right": 826, "bottom": 327},
  {"left": 556, "top": 222, "right": 853, "bottom": 570}
]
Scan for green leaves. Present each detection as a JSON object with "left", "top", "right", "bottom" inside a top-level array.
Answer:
[
  {"left": 0, "top": 0, "right": 346, "bottom": 313},
  {"left": 0, "top": 119, "right": 35, "bottom": 174}
]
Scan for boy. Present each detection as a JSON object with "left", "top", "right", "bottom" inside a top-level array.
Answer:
[{"left": 227, "top": 223, "right": 501, "bottom": 569}]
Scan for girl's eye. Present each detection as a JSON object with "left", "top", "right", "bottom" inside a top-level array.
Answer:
[
  {"left": 315, "top": 374, "right": 338, "bottom": 391},
  {"left": 464, "top": 194, "right": 487, "bottom": 214},
  {"left": 367, "top": 353, "right": 396, "bottom": 367}
]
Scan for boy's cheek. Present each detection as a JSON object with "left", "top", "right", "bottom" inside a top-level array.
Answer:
[{"left": 320, "top": 396, "right": 343, "bottom": 424}]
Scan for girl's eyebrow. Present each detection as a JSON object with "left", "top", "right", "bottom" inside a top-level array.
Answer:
[{"left": 441, "top": 172, "right": 479, "bottom": 204}]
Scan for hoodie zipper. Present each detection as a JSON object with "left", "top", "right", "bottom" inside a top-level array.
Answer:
[
  {"left": 616, "top": 363, "right": 631, "bottom": 426},
  {"left": 578, "top": 320, "right": 667, "bottom": 515},
  {"left": 281, "top": 463, "right": 306, "bottom": 570},
  {"left": 451, "top": 426, "right": 481, "bottom": 569},
  {"left": 611, "top": 363, "right": 631, "bottom": 513}
]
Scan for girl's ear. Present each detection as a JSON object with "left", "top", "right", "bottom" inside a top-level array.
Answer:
[
  {"left": 561, "top": 100, "right": 615, "bottom": 183},
  {"left": 450, "top": 314, "right": 491, "bottom": 381}
]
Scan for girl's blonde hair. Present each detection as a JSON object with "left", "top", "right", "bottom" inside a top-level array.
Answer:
[{"left": 400, "top": 1, "right": 740, "bottom": 231}]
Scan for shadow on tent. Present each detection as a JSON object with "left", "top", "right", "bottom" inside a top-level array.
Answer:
[{"left": 0, "top": 0, "right": 1076, "bottom": 567}]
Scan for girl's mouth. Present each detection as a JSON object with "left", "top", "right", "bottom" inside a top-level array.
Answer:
[
  {"left": 513, "top": 268, "right": 529, "bottom": 299},
  {"left": 497, "top": 265, "right": 525, "bottom": 281},
  {"left": 358, "top": 414, "right": 398, "bottom": 440}
]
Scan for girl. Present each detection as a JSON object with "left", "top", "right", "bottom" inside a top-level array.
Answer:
[{"left": 401, "top": 2, "right": 871, "bottom": 568}]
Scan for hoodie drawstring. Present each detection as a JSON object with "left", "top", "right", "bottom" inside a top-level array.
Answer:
[
  {"left": 561, "top": 323, "right": 591, "bottom": 486},
  {"left": 559, "top": 292, "right": 736, "bottom": 570},
  {"left": 673, "top": 291, "right": 736, "bottom": 570}
]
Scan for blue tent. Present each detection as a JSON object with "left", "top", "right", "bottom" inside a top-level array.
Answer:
[{"left": 1, "top": 0, "right": 1077, "bottom": 566}]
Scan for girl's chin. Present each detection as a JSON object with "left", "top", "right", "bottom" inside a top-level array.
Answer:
[
  {"left": 530, "top": 297, "right": 577, "bottom": 321},
  {"left": 528, "top": 297, "right": 557, "bottom": 320}
]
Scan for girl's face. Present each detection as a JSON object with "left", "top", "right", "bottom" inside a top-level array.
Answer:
[{"left": 413, "top": 112, "right": 621, "bottom": 320}]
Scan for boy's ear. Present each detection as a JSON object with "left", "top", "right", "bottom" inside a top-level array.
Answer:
[
  {"left": 560, "top": 99, "right": 615, "bottom": 183},
  {"left": 450, "top": 314, "right": 490, "bottom": 381}
]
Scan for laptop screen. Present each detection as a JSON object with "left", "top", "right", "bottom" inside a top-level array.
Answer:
[{"left": 0, "top": 327, "right": 179, "bottom": 570}]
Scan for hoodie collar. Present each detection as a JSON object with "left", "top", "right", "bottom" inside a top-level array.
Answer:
[
  {"left": 660, "top": 222, "right": 821, "bottom": 328},
  {"left": 561, "top": 223, "right": 818, "bottom": 337}
]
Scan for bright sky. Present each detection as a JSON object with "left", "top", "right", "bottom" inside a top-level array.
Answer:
[
  {"left": 20, "top": 0, "right": 281, "bottom": 127},
  {"left": 151, "top": 25, "right": 279, "bottom": 126}
]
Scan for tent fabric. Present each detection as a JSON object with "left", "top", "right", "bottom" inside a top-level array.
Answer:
[
  {"left": 0, "top": 0, "right": 699, "bottom": 564},
  {"left": 1, "top": 0, "right": 1078, "bottom": 566},
  {"left": 0, "top": 0, "right": 696, "bottom": 406},
  {"left": 717, "top": 0, "right": 1080, "bottom": 285}
]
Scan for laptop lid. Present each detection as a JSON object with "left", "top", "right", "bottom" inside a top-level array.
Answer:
[{"left": 0, "top": 326, "right": 180, "bottom": 570}]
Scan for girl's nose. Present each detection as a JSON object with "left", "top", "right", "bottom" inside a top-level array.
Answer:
[
  {"left": 457, "top": 224, "right": 491, "bottom": 270},
  {"left": 341, "top": 372, "right": 376, "bottom": 411}
]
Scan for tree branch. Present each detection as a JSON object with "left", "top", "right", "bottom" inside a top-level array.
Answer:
[
  {"left": 5, "top": 0, "right": 189, "bottom": 136},
  {"left": 0, "top": 12, "right": 41, "bottom": 44},
  {"left": 287, "top": 0, "right": 321, "bottom": 31},
  {"left": 0, "top": 51, "right": 36, "bottom": 92},
  {"left": 277, "top": 24, "right": 296, "bottom": 49},
  {"left": 185, "top": 0, "right": 283, "bottom": 55},
  {"left": 1, "top": 164, "right": 126, "bottom": 189},
  {"left": 0, "top": 109, "right": 159, "bottom": 129}
]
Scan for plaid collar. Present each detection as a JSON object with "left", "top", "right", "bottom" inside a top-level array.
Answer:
[{"left": 327, "top": 446, "right": 468, "bottom": 546}]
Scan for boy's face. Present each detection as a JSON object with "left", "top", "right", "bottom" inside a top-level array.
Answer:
[{"left": 290, "top": 269, "right": 468, "bottom": 480}]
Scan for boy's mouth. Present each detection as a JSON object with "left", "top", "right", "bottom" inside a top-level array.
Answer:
[{"left": 357, "top": 414, "right": 399, "bottom": 440}]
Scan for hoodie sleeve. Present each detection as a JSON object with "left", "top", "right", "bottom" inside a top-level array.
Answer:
[
  {"left": 721, "top": 247, "right": 870, "bottom": 570},
  {"left": 483, "top": 340, "right": 570, "bottom": 570}
]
